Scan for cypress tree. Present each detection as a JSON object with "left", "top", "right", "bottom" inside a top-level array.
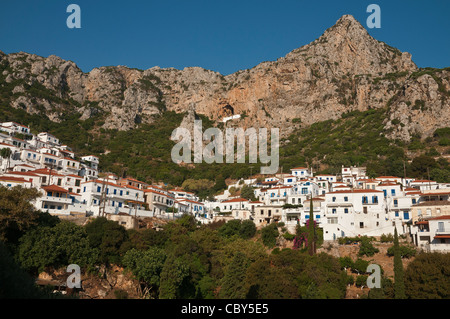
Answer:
[
  {"left": 393, "top": 227, "right": 406, "bottom": 299},
  {"left": 307, "top": 196, "right": 316, "bottom": 256}
]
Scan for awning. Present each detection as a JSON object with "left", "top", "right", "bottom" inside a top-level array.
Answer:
[{"left": 434, "top": 235, "right": 450, "bottom": 239}]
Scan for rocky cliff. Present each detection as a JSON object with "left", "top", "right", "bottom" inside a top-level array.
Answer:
[{"left": 0, "top": 15, "right": 448, "bottom": 140}]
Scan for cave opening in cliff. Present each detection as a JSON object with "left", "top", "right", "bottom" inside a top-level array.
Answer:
[{"left": 223, "top": 104, "right": 234, "bottom": 115}]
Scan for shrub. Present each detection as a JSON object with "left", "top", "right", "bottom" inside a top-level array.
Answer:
[
  {"left": 352, "top": 258, "right": 369, "bottom": 274},
  {"left": 358, "top": 237, "right": 380, "bottom": 257},
  {"left": 261, "top": 224, "right": 279, "bottom": 248},
  {"left": 380, "top": 233, "right": 394, "bottom": 243},
  {"left": 339, "top": 256, "right": 354, "bottom": 270},
  {"left": 283, "top": 232, "right": 295, "bottom": 241},
  {"left": 355, "top": 275, "right": 368, "bottom": 287},
  {"left": 387, "top": 245, "right": 416, "bottom": 258}
]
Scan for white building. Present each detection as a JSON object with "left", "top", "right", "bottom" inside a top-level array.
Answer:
[{"left": 322, "top": 189, "right": 398, "bottom": 241}]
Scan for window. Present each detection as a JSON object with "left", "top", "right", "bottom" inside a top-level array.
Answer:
[
  {"left": 305, "top": 214, "right": 309, "bottom": 219},
  {"left": 403, "top": 212, "right": 409, "bottom": 220},
  {"left": 394, "top": 199, "right": 398, "bottom": 207},
  {"left": 362, "top": 196, "right": 368, "bottom": 204},
  {"left": 391, "top": 189, "right": 396, "bottom": 196},
  {"left": 344, "top": 197, "right": 348, "bottom": 202},
  {"left": 118, "top": 202, "right": 122, "bottom": 208},
  {"left": 120, "top": 190, "right": 123, "bottom": 196},
  {"left": 332, "top": 208, "right": 337, "bottom": 214},
  {"left": 332, "top": 197, "right": 336, "bottom": 202},
  {"left": 344, "top": 208, "right": 349, "bottom": 214},
  {"left": 97, "top": 186, "right": 101, "bottom": 192},
  {"left": 315, "top": 215, "right": 320, "bottom": 219},
  {"left": 395, "top": 212, "right": 399, "bottom": 217},
  {"left": 412, "top": 198, "right": 416, "bottom": 204},
  {"left": 360, "top": 222, "right": 364, "bottom": 228},
  {"left": 373, "top": 196, "right": 378, "bottom": 204}
]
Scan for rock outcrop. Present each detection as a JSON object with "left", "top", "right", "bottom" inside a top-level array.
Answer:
[{"left": 0, "top": 15, "right": 448, "bottom": 140}]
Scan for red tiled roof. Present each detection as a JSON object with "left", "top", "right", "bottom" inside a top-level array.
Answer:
[
  {"left": 5, "top": 171, "right": 39, "bottom": 177},
  {"left": 42, "top": 185, "right": 69, "bottom": 193},
  {"left": 428, "top": 215, "right": 450, "bottom": 221},
  {"left": 0, "top": 176, "right": 29, "bottom": 183},
  {"left": 434, "top": 235, "right": 450, "bottom": 239}
]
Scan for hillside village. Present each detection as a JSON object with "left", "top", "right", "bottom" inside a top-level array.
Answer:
[{"left": 1, "top": 120, "right": 450, "bottom": 254}]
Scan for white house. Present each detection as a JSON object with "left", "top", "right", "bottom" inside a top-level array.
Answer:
[
  {"left": 322, "top": 189, "right": 398, "bottom": 241},
  {"left": 37, "top": 132, "right": 60, "bottom": 146},
  {"left": 290, "top": 167, "right": 312, "bottom": 179}
]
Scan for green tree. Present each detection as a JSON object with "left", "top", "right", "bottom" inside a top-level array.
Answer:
[
  {"left": 219, "top": 252, "right": 249, "bottom": 299},
  {"left": 404, "top": 252, "right": 450, "bottom": 299},
  {"left": 240, "top": 184, "right": 256, "bottom": 201},
  {"left": 0, "top": 186, "right": 42, "bottom": 243},
  {"left": 358, "top": 237, "right": 379, "bottom": 257},
  {"left": 159, "top": 256, "right": 190, "bottom": 299},
  {"left": 218, "top": 219, "right": 242, "bottom": 238},
  {"left": 0, "top": 242, "right": 64, "bottom": 299},
  {"left": 393, "top": 228, "right": 406, "bottom": 299},
  {"left": 85, "top": 217, "right": 128, "bottom": 265},
  {"left": 17, "top": 221, "right": 99, "bottom": 274},
  {"left": 261, "top": 223, "right": 279, "bottom": 248},
  {"left": 122, "top": 247, "right": 166, "bottom": 298},
  {"left": 239, "top": 220, "right": 256, "bottom": 239}
]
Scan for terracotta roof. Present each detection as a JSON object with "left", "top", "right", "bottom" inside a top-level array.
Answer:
[
  {"left": 428, "top": 215, "right": 450, "bottom": 221},
  {"left": 434, "top": 235, "right": 450, "bottom": 239},
  {"left": 5, "top": 171, "right": 39, "bottom": 177},
  {"left": 42, "top": 185, "right": 69, "bottom": 193},
  {"left": 0, "top": 176, "right": 29, "bottom": 183},
  {"left": 144, "top": 189, "right": 174, "bottom": 198},
  {"left": 81, "top": 179, "right": 125, "bottom": 189}
]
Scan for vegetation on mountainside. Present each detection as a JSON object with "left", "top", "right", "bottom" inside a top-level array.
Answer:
[{"left": 1, "top": 73, "right": 450, "bottom": 196}]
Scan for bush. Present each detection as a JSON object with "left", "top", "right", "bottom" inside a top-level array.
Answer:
[
  {"left": 239, "top": 220, "right": 256, "bottom": 239},
  {"left": 339, "top": 256, "right": 354, "bottom": 270},
  {"left": 261, "top": 224, "right": 279, "bottom": 248},
  {"left": 352, "top": 258, "right": 369, "bottom": 274},
  {"left": 358, "top": 237, "right": 379, "bottom": 257},
  {"left": 380, "top": 234, "right": 394, "bottom": 243},
  {"left": 355, "top": 275, "right": 368, "bottom": 287},
  {"left": 283, "top": 232, "right": 295, "bottom": 241},
  {"left": 387, "top": 245, "right": 416, "bottom": 258}
]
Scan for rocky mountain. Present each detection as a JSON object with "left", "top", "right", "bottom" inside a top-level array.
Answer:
[{"left": 0, "top": 15, "right": 448, "bottom": 140}]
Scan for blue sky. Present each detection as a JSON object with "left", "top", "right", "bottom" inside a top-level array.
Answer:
[{"left": 0, "top": 0, "right": 448, "bottom": 75}]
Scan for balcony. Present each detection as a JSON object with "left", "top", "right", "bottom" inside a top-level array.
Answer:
[{"left": 41, "top": 196, "right": 72, "bottom": 205}]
